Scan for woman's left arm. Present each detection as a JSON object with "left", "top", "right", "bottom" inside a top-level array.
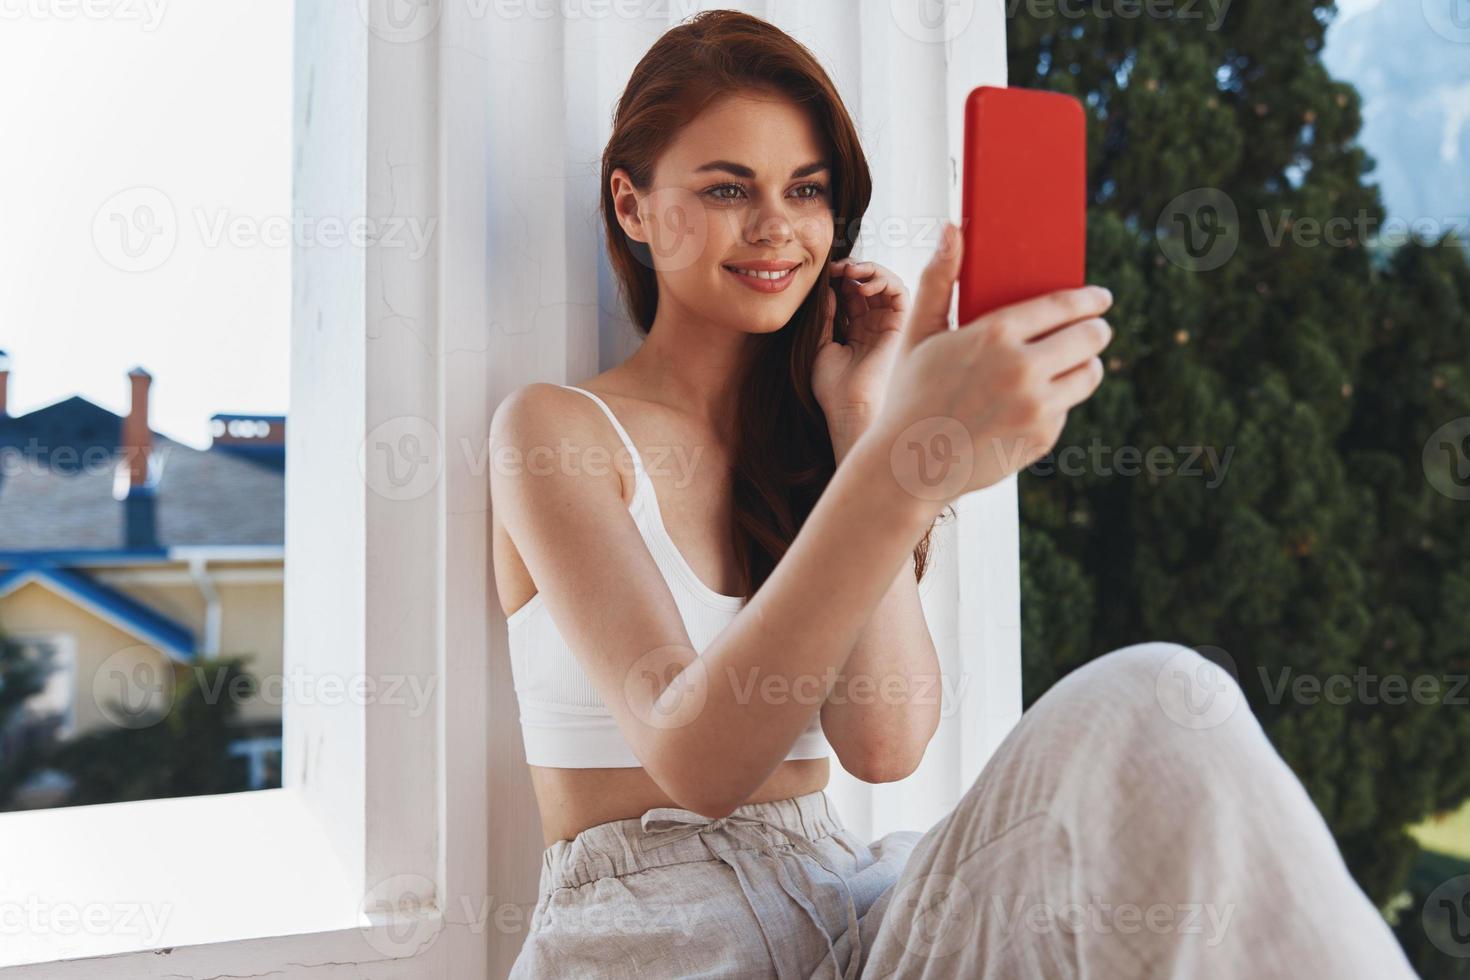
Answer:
[{"left": 813, "top": 259, "right": 944, "bottom": 783}]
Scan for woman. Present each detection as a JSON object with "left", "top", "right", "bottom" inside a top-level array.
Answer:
[{"left": 491, "top": 10, "right": 1418, "bottom": 978}]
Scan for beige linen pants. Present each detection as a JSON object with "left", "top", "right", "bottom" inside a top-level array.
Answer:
[{"left": 510, "top": 641, "right": 1421, "bottom": 979}]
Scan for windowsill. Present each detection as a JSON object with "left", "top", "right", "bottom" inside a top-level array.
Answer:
[{"left": 0, "top": 788, "right": 386, "bottom": 969}]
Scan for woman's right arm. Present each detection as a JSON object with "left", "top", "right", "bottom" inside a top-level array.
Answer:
[{"left": 491, "top": 223, "right": 1113, "bottom": 817}]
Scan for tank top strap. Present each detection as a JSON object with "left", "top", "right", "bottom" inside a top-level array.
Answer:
[{"left": 558, "top": 384, "right": 650, "bottom": 488}]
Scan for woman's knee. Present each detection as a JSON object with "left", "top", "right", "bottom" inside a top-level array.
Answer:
[{"left": 1038, "top": 640, "right": 1264, "bottom": 759}]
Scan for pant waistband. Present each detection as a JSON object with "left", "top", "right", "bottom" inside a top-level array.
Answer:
[{"left": 537, "top": 788, "right": 847, "bottom": 901}]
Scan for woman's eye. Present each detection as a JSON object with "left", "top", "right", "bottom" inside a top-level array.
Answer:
[
  {"left": 702, "top": 183, "right": 829, "bottom": 203},
  {"left": 704, "top": 184, "right": 745, "bottom": 201}
]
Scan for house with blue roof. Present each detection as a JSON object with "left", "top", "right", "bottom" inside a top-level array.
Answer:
[{"left": 0, "top": 351, "right": 286, "bottom": 806}]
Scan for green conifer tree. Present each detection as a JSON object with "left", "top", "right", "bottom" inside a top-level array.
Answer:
[{"left": 1007, "top": 6, "right": 1470, "bottom": 959}]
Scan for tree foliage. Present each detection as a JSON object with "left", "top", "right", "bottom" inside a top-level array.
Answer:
[{"left": 1009, "top": 3, "right": 1470, "bottom": 968}]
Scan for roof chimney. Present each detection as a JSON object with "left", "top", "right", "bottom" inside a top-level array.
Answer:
[
  {"left": 123, "top": 366, "right": 158, "bottom": 549},
  {"left": 123, "top": 366, "right": 153, "bottom": 489},
  {"left": 0, "top": 349, "right": 10, "bottom": 418}
]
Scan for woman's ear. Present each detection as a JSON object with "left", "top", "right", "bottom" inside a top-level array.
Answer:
[{"left": 609, "top": 168, "right": 648, "bottom": 244}]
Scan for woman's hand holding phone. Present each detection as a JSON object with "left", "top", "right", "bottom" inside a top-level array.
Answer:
[{"left": 869, "top": 220, "right": 1114, "bottom": 508}]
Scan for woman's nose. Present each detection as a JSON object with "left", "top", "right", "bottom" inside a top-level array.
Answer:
[{"left": 744, "top": 209, "right": 795, "bottom": 246}]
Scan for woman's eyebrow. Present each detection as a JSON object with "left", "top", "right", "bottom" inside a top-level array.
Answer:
[{"left": 693, "top": 159, "right": 830, "bottom": 179}]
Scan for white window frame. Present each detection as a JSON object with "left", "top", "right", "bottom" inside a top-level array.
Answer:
[{"left": 0, "top": 2, "right": 1011, "bottom": 976}]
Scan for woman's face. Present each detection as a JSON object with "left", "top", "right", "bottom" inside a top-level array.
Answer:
[{"left": 613, "top": 89, "right": 836, "bottom": 336}]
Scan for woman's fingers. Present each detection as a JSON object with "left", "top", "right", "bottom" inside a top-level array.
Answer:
[
  {"left": 830, "top": 259, "right": 910, "bottom": 316},
  {"left": 1028, "top": 316, "right": 1114, "bottom": 379},
  {"left": 976, "top": 285, "right": 1114, "bottom": 342},
  {"left": 1049, "top": 355, "right": 1106, "bottom": 410},
  {"left": 901, "top": 223, "right": 964, "bottom": 354}
]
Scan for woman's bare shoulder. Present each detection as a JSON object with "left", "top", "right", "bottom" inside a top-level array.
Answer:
[{"left": 490, "top": 380, "right": 634, "bottom": 503}]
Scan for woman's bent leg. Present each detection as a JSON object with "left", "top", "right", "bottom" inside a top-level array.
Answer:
[{"left": 858, "top": 641, "right": 1419, "bottom": 979}]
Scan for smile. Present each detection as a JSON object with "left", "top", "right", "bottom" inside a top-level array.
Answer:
[{"left": 723, "top": 263, "right": 798, "bottom": 293}]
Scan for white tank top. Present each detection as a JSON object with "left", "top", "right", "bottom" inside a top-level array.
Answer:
[{"left": 505, "top": 384, "right": 833, "bottom": 768}]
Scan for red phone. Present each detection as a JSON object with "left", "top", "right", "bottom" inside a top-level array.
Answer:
[{"left": 958, "top": 86, "right": 1087, "bottom": 326}]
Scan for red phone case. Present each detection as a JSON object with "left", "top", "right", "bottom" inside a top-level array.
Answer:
[{"left": 958, "top": 86, "right": 1087, "bottom": 326}]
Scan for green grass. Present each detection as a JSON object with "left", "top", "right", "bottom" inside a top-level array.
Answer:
[{"left": 1411, "top": 799, "right": 1470, "bottom": 862}]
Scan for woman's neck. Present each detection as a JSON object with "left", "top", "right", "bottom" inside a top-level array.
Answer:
[{"left": 619, "top": 315, "right": 756, "bottom": 430}]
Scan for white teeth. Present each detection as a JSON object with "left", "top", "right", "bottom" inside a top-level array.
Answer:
[{"left": 728, "top": 266, "right": 793, "bottom": 280}]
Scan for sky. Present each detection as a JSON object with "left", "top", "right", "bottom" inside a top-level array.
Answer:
[{"left": 0, "top": 2, "right": 292, "bottom": 450}]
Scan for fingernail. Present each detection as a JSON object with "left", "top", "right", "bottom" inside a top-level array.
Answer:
[{"left": 1094, "top": 285, "right": 1113, "bottom": 303}]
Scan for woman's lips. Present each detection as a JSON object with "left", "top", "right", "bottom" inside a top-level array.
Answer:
[{"left": 723, "top": 263, "right": 799, "bottom": 294}]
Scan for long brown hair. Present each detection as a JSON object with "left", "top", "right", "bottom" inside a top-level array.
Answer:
[{"left": 599, "top": 9, "right": 940, "bottom": 598}]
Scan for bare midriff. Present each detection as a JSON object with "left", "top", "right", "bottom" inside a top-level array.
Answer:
[{"left": 530, "top": 757, "right": 830, "bottom": 847}]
